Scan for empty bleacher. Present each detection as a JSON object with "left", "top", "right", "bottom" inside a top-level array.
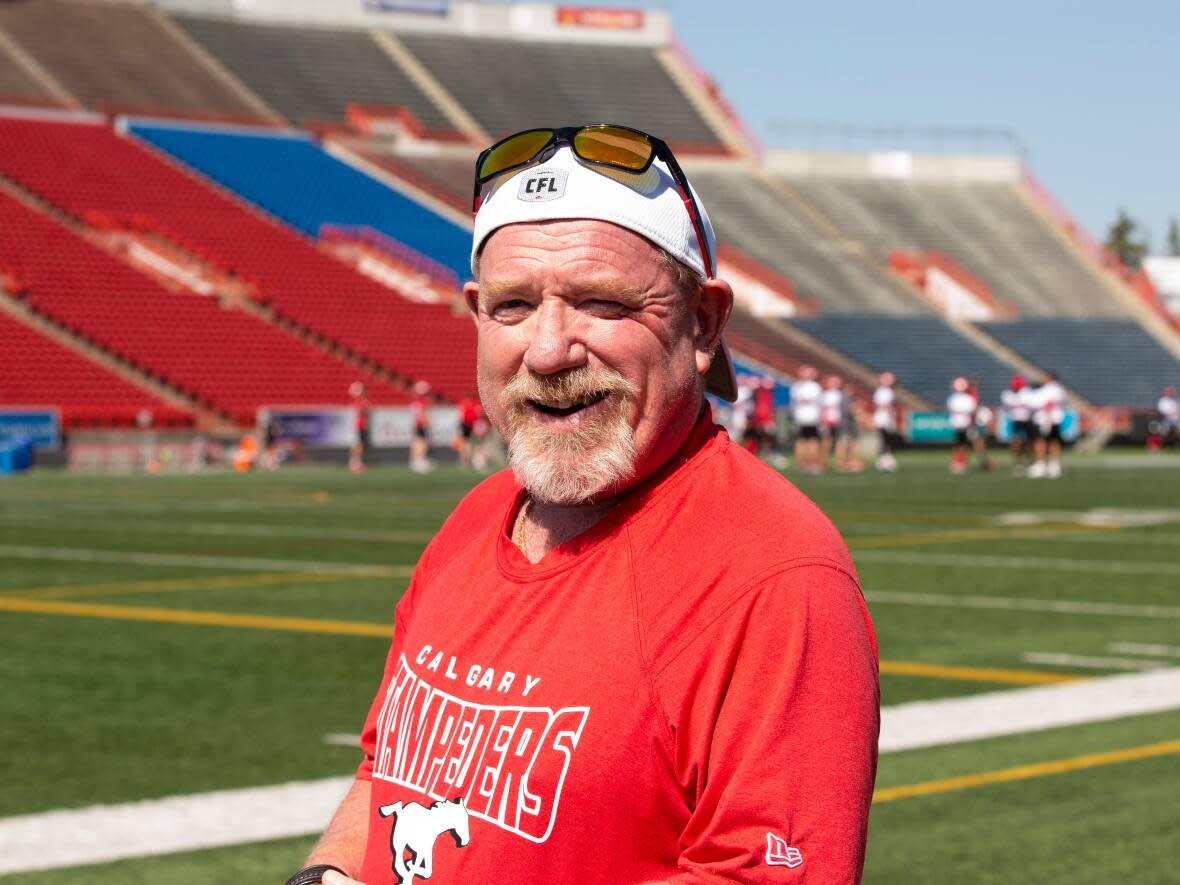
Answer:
[
  {"left": 0, "top": 190, "right": 407, "bottom": 425},
  {"left": 979, "top": 319, "right": 1180, "bottom": 406},
  {"left": 0, "top": 311, "right": 190, "bottom": 429},
  {"left": 0, "top": 1, "right": 263, "bottom": 118},
  {"left": 789, "top": 315, "right": 1018, "bottom": 405},
  {"left": 354, "top": 149, "right": 474, "bottom": 214},
  {"left": 689, "top": 169, "right": 924, "bottom": 314},
  {"left": 0, "top": 115, "right": 476, "bottom": 401},
  {"left": 171, "top": 14, "right": 450, "bottom": 129},
  {"left": 0, "top": 40, "right": 56, "bottom": 104},
  {"left": 784, "top": 177, "right": 1122, "bottom": 317},
  {"left": 398, "top": 33, "right": 721, "bottom": 145},
  {"left": 129, "top": 122, "right": 473, "bottom": 282}
]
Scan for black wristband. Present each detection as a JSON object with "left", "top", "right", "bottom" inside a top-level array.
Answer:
[{"left": 284, "top": 864, "right": 346, "bottom": 885}]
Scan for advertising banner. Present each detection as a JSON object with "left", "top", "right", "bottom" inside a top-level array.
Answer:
[
  {"left": 370, "top": 406, "right": 460, "bottom": 448},
  {"left": 0, "top": 409, "right": 61, "bottom": 450},
  {"left": 364, "top": 0, "right": 448, "bottom": 14},
  {"left": 261, "top": 407, "right": 357, "bottom": 448},
  {"left": 556, "top": 6, "right": 644, "bottom": 29},
  {"left": 907, "top": 411, "right": 956, "bottom": 443}
]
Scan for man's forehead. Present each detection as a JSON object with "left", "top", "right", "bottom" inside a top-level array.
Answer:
[{"left": 480, "top": 218, "right": 664, "bottom": 265}]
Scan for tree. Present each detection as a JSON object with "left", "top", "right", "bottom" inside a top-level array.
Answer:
[
  {"left": 1168, "top": 217, "right": 1180, "bottom": 257},
  {"left": 1104, "top": 208, "right": 1147, "bottom": 268}
]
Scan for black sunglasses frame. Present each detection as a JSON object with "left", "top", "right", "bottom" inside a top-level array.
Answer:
[{"left": 472, "top": 124, "right": 714, "bottom": 278}]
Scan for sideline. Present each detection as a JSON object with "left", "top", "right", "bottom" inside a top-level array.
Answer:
[
  {"left": 856, "top": 549, "right": 1180, "bottom": 576},
  {"left": 0, "top": 544, "right": 399, "bottom": 575}
]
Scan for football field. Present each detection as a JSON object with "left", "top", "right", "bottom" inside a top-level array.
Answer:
[{"left": 2, "top": 453, "right": 1179, "bottom": 883}]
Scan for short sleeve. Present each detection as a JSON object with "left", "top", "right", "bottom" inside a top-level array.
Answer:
[{"left": 651, "top": 563, "right": 879, "bottom": 883}]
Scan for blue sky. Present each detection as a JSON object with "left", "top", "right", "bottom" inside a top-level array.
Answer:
[{"left": 564, "top": 0, "right": 1177, "bottom": 251}]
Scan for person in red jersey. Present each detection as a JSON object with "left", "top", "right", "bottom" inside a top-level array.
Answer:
[
  {"left": 292, "top": 126, "right": 878, "bottom": 885},
  {"left": 453, "top": 392, "right": 482, "bottom": 468}
]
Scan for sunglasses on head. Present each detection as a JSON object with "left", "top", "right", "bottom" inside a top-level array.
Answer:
[{"left": 472, "top": 124, "right": 713, "bottom": 278}]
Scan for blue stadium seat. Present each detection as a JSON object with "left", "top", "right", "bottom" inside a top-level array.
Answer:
[
  {"left": 979, "top": 319, "right": 1180, "bottom": 406},
  {"left": 790, "top": 314, "right": 1017, "bottom": 404},
  {"left": 129, "top": 123, "right": 473, "bottom": 281}
]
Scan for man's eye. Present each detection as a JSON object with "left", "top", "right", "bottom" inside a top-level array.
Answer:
[
  {"left": 582, "top": 299, "right": 630, "bottom": 316},
  {"left": 491, "top": 299, "right": 531, "bottom": 317}
]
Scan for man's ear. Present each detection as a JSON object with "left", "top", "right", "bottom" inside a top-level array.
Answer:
[
  {"left": 463, "top": 281, "right": 481, "bottom": 324},
  {"left": 693, "top": 278, "right": 733, "bottom": 377}
]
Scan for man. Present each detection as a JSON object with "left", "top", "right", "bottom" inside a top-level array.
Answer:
[
  {"left": 947, "top": 376, "right": 976, "bottom": 474},
  {"left": 1000, "top": 374, "right": 1032, "bottom": 473},
  {"left": 291, "top": 125, "right": 878, "bottom": 885},
  {"left": 790, "top": 365, "right": 823, "bottom": 473},
  {"left": 1158, "top": 385, "right": 1179, "bottom": 448},
  {"left": 1029, "top": 371, "right": 1066, "bottom": 478},
  {"left": 872, "top": 371, "right": 898, "bottom": 472},
  {"left": 408, "top": 381, "right": 433, "bottom": 473},
  {"left": 349, "top": 382, "right": 371, "bottom": 474}
]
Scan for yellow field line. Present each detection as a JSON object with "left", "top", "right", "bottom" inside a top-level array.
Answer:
[
  {"left": 874, "top": 738, "right": 1180, "bottom": 804},
  {"left": 0, "top": 600, "right": 1090, "bottom": 690},
  {"left": 0, "top": 571, "right": 374, "bottom": 601},
  {"left": 0, "top": 597, "right": 392, "bottom": 637},
  {"left": 850, "top": 523, "right": 1118, "bottom": 550},
  {"left": 880, "top": 660, "right": 1084, "bottom": 685}
]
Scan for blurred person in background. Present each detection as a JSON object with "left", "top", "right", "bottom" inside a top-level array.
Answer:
[
  {"left": 408, "top": 380, "right": 433, "bottom": 473},
  {"left": 454, "top": 391, "right": 482, "bottom": 468},
  {"left": 1157, "top": 386, "right": 1179, "bottom": 449},
  {"left": 790, "top": 365, "right": 822, "bottom": 473},
  {"left": 1029, "top": 371, "right": 1066, "bottom": 478},
  {"left": 1001, "top": 374, "right": 1033, "bottom": 474},
  {"left": 348, "top": 381, "right": 371, "bottom": 474},
  {"left": 947, "top": 376, "right": 976, "bottom": 474},
  {"left": 872, "top": 371, "right": 899, "bottom": 472}
]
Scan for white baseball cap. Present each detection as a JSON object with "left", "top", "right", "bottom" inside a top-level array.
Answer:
[{"left": 471, "top": 145, "right": 737, "bottom": 402}]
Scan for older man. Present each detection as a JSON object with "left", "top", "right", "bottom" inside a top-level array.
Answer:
[{"left": 290, "top": 125, "right": 878, "bottom": 885}]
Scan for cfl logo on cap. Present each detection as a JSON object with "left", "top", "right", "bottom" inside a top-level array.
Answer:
[{"left": 517, "top": 168, "right": 568, "bottom": 202}]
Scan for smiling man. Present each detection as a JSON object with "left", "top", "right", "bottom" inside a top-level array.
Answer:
[{"left": 289, "top": 126, "right": 879, "bottom": 885}]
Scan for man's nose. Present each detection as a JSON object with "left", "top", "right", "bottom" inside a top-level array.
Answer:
[{"left": 523, "top": 300, "right": 587, "bottom": 375}]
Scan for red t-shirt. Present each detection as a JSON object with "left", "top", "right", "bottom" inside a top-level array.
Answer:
[{"left": 355, "top": 414, "right": 879, "bottom": 883}]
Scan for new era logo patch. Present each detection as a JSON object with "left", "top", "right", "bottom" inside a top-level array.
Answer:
[
  {"left": 517, "top": 168, "right": 568, "bottom": 202},
  {"left": 765, "top": 832, "right": 803, "bottom": 868}
]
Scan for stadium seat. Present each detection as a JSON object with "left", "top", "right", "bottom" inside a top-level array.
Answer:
[
  {"left": 0, "top": 115, "right": 475, "bottom": 401},
  {"left": 979, "top": 319, "right": 1180, "bottom": 406}
]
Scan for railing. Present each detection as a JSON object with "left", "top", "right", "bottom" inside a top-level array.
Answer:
[{"left": 319, "top": 223, "right": 460, "bottom": 294}]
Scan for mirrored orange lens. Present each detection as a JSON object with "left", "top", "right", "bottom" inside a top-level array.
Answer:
[
  {"left": 479, "top": 130, "right": 554, "bottom": 181},
  {"left": 573, "top": 126, "right": 653, "bottom": 170}
]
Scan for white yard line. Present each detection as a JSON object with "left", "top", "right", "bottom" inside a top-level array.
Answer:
[
  {"left": 867, "top": 590, "right": 1180, "bottom": 619},
  {"left": 1108, "top": 641, "right": 1180, "bottom": 658},
  {"left": 0, "top": 778, "right": 353, "bottom": 875},
  {"left": 855, "top": 550, "right": 1180, "bottom": 576},
  {"left": 879, "top": 666, "right": 1180, "bottom": 753},
  {"left": 5, "top": 668, "right": 1180, "bottom": 874},
  {"left": 0, "top": 545, "right": 392, "bottom": 575},
  {"left": 1021, "top": 652, "right": 1165, "bottom": 671}
]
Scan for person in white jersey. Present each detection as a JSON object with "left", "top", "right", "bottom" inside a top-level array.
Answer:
[
  {"left": 791, "top": 365, "right": 823, "bottom": 473},
  {"left": 819, "top": 374, "right": 843, "bottom": 470},
  {"left": 1000, "top": 374, "right": 1033, "bottom": 473},
  {"left": 946, "top": 376, "right": 977, "bottom": 474},
  {"left": 1029, "top": 371, "right": 1066, "bottom": 478},
  {"left": 1158, "top": 386, "right": 1179, "bottom": 448},
  {"left": 872, "top": 372, "right": 898, "bottom": 472}
]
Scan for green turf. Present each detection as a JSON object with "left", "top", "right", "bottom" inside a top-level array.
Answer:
[{"left": 2, "top": 452, "right": 1179, "bottom": 883}]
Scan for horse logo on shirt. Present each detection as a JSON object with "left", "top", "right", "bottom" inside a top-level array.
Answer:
[{"left": 378, "top": 797, "right": 470, "bottom": 884}]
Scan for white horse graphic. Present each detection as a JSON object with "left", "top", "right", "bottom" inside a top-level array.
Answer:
[{"left": 378, "top": 796, "right": 470, "bottom": 884}]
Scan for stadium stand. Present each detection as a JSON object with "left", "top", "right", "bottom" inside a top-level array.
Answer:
[
  {"left": 784, "top": 177, "right": 1123, "bottom": 317},
  {"left": 0, "top": 115, "right": 476, "bottom": 401},
  {"left": 353, "top": 149, "right": 474, "bottom": 214},
  {"left": 170, "top": 14, "right": 451, "bottom": 130},
  {"left": 789, "top": 314, "right": 1018, "bottom": 404},
  {"left": 689, "top": 169, "right": 925, "bottom": 313},
  {"left": 0, "top": 311, "right": 190, "bottom": 429},
  {"left": 0, "top": 1, "right": 263, "bottom": 118},
  {"left": 128, "top": 122, "right": 473, "bottom": 282},
  {"left": 979, "top": 319, "right": 1180, "bottom": 406},
  {"left": 0, "top": 190, "right": 407, "bottom": 425},
  {"left": 397, "top": 33, "right": 721, "bottom": 145},
  {"left": 0, "top": 38, "right": 56, "bottom": 104}
]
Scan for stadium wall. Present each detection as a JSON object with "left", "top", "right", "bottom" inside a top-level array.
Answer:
[{"left": 153, "top": 0, "right": 671, "bottom": 45}]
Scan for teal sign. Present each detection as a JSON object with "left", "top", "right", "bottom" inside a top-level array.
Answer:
[{"left": 907, "top": 412, "right": 956, "bottom": 443}]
